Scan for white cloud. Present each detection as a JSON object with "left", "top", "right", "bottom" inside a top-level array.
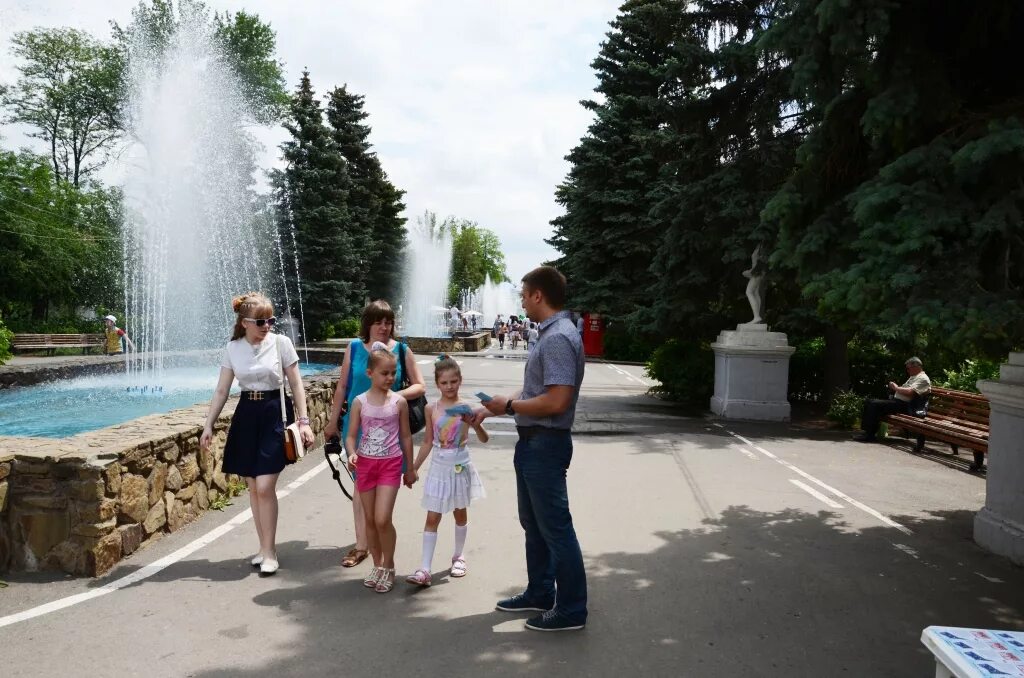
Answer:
[{"left": 0, "top": 0, "right": 619, "bottom": 279}]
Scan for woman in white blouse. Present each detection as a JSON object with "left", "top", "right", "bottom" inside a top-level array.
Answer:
[{"left": 200, "top": 292, "right": 314, "bottom": 575}]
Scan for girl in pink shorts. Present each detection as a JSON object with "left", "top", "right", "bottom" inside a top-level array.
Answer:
[{"left": 345, "top": 343, "right": 417, "bottom": 593}]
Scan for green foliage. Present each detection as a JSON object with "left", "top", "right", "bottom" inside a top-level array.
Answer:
[
  {"left": 318, "top": 317, "right": 360, "bottom": 340},
  {"left": 0, "top": 315, "right": 13, "bottom": 365},
  {"left": 325, "top": 85, "right": 406, "bottom": 302},
  {"left": 112, "top": 0, "right": 287, "bottom": 124},
  {"left": 1, "top": 28, "right": 122, "bottom": 185},
  {"left": 602, "top": 324, "right": 657, "bottom": 363},
  {"left": 825, "top": 390, "right": 863, "bottom": 430},
  {"left": 0, "top": 150, "right": 122, "bottom": 323},
  {"left": 645, "top": 339, "right": 714, "bottom": 405},
  {"left": 210, "top": 476, "right": 248, "bottom": 510},
  {"left": 273, "top": 71, "right": 361, "bottom": 339},
  {"left": 936, "top": 359, "right": 1001, "bottom": 394},
  {"left": 789, "top": 338, "right": 904, "bottom": 401},
  {"left": 444, "top": 218, "right": 508, "bottom": 305}
]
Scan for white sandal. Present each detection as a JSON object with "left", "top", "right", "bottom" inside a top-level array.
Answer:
[
  {"left": 406, "top": 568, "right": 432, "bottom": 587},
  {"left": 450, "top": 557, "right": 467, "bottom": 578},
  {"left": 363, "top": 566, "right": 382, "bottom": 588}
]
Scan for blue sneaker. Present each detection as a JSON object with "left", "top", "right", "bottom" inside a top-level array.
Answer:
[
  {"left": 525, "top": 609, "right": 586, "bottom": 632},
  {"left": 495, "top": 593, "right": 553, "bottom": 613}
]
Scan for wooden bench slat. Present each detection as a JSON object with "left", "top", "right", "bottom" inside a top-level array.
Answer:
[{"left": 883, "top": 386, "right": 990, "bottom": 457}]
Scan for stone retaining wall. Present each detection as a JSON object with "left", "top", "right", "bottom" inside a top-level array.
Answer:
[{"left": 0, "top": 375, "right": 337, "bottom": 576}]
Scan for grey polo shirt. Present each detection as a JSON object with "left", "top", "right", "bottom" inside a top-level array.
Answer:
[{"left": 515, "top": 310, "right": 585, "bottom": 430}]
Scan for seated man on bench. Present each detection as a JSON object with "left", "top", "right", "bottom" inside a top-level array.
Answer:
[{"left": 855, "top": 356, "right": 931, "bottom": 443}]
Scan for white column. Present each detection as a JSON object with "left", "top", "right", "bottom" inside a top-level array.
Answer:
[
  {"left": 974, "top": 352, "right": 1024, "bottom": 565},
  {"left": 710, "top": 323, "right": 795, "bottom": 421}
]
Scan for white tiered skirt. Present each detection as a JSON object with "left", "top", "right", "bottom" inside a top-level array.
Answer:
[{"left": 421, "top": 445, "right": 486, "bottom": 513}]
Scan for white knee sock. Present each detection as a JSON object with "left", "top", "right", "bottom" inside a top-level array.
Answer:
[
  {"left": 453, "top": 524, "right": 468, "bottom": 558},
  {"left": 420, "top": 531, "right": 438, "bottom": 572}
]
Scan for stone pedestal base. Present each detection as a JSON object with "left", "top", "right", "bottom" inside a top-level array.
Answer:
[
  {"left": 710, "top": 324, "right": 795, "bottom": 421},
  {"left": 975, "top": 353, "right": 1024, "bottom": 565}
]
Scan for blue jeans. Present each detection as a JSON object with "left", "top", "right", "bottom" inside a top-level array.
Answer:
[{"left": 514, "top": 429, "right": 588, "bottom": 623}]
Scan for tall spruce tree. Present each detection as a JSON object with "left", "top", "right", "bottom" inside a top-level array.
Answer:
[
  {"left": 764, "top": 0, "right": 1024, "bottom": 384},
  {"left": 325, "top": 85, "right": 407, "bottom": 302},
  {"left": 273, "top": 71, "right": 360, "bottom": 337},
  {"left": 547, "top": 0, "right": 682, "bottom": 322},
  {"left": 646, "top": 0, "right": 802, "bottom": 340}
]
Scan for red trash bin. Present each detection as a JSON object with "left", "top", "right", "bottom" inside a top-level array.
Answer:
[{"left": 582, "top": 312, "right": 605, "bottom": 357}]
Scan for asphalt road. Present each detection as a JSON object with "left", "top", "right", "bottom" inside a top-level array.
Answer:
[{"left": 2, "top": 350, "right": 1022, "bottom": 677}]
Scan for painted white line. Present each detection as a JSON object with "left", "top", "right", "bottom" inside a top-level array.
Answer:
[
  {"left": 416, "top": 359, "right": 432, "bottom": 365},
  {"left": 0, "top": 460, "right": 329, "bottom": 630},
  {"left": 487, "top": 430, "right": 519, "bottom": 436},
  {"left": 733, "top": 445, "right": 759, "bottom": 461},
  {"left": 789, "top": 479, "right": 844, "bottom": 509},
  {"left": 719, "top": 426, "right": 912, "bottom": 535}
]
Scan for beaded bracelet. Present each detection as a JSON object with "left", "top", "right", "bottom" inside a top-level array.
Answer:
[{"left": 297, "top": 416, "right": 310, "bottom": 425}]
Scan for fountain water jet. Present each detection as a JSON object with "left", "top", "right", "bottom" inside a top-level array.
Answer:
[{"left": 399, "top": 226, "right": 453, "bottom": 338}]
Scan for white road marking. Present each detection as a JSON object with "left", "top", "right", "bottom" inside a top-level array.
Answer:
[
  {"left": 486, "top": 430, "right": 519, "bottom": 436},
  {"left": 0, "top": 460, "right": 330, "bottom": 630},
  {"left": 789, "top": 479, "right": 844, "bottom": 509},
  {"left": 716, "top": 424, "right": 912, "bottom": 535},
  {"left": 731, "top": 444, "right": 759, "bottom": 460},
  {"left": 416, "top": 359, "right": 432, "bottom": 365}
]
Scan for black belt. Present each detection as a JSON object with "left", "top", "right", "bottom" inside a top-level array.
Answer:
[
  {"left": 241, "top": 390, "right": 279, "bottom": 401},
  {"left": 516, "top": 425, "right": 570, "bottom": 438}
]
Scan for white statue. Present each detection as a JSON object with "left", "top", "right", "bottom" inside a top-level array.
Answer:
[{"left": 742, "top": 244, "right": 766, "bottom": 324}]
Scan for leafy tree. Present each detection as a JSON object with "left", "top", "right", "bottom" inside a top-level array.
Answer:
[
  {"left": 764, "top": 0, "right": 1024, "bottom": 390},
  {"left": 0, "top": 149, "right": 121, "bottom": 321},
  {"left": 325, "top": 85, "right": 407, "bottom": 301},
  {"left": 547, "top": 0, "right": 681, "bottom": 321},
  {"left": 111, "top": 0, "right": 287, "bottom": 124},
  {"left": 445, "top": 219, "right": 508, "bottom": 304},
  {"left": 272, "top": 71, "right": 360, "bottom": 338},
  {"left": 1, "top": 29, "right": 122, "bottom": 186}
]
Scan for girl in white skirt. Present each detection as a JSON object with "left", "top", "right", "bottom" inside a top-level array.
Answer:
[{"left": 406, "top": 355, "right": 488, "bottom": 586}]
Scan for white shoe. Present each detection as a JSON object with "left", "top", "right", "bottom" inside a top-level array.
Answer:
[
  {"left": 259, "top": 558, "right": 279, "bottom": 575},
  {"left": 251, "top": 554, "right": 264, "bottom": 567}
]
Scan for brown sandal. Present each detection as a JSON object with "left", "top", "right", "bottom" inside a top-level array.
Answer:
[{"left": 341, "top": 548, "right": 368, "bottom": 568}]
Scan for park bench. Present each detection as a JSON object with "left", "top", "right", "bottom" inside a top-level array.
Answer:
[
  {"left": 11, "top": 333, "right": 106, "bottom": 355},
  {"left": 883, "top": 386, "right": 989, "bottom": 471}
]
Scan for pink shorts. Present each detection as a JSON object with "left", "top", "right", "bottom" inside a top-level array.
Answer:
[{"left": 355, "top": 455, "right": 403, "bottom": 492}]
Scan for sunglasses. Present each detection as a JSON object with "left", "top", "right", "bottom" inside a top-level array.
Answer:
[{"left": 244, "top": 316, "right": 277, "bottom": 327}]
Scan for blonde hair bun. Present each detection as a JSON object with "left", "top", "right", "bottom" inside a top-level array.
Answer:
[
  {"left": 231, "top": 295, "right": 246, "bottom": 312},
  {"left": 370, "top": 341, "right": 389, "bottom": 352}
]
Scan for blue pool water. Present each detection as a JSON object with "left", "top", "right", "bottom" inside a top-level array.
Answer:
[{"left": 0, "top": 362, "right": 337, "bottom": 438}]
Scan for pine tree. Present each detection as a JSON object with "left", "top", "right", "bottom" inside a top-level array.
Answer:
[
  {"left": 764, "top": 0, "right": 1024, "bottom": 372},
  {"left": 273, "top": 71, "right": 360, "bottom": 337},
  {"left": 325, "top": 85, "right": 407, "bottom": 303},
  {"left": 547, "top": 0, "right": 682, "bottom": 322}
]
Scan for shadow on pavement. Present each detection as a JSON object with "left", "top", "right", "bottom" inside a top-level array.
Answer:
[{"left": 182, "top": 505, "right": 1024, "bottom": 677}]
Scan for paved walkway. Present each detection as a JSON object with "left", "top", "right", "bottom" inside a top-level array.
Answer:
[{"left": 2, "top": 357, "right": 1022, "bottom": 677}]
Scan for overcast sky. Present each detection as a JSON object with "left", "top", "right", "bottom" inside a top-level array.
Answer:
[{"left": 0, "top": 0, "right": 621, "bottom": 280}]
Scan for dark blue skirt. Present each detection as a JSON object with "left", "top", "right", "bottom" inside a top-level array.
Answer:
[{"left": 223, "top": 393, "right": 294, "bottom": 477}]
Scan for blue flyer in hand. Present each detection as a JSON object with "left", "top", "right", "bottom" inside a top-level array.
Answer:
[{"left": 445, "top": 404, "right": 475, "bottom": 417}]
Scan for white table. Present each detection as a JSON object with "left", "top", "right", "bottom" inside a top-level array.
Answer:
[{"left": 922, "top": 626, "right": 1024, "bottom": 677}]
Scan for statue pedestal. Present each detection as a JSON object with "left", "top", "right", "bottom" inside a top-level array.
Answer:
[
  {"left": 710, "top": 324, "right": 795, "bottom": 421},
  {"left": 975, "top": 353, "right": 1024, "bottom": 565}
]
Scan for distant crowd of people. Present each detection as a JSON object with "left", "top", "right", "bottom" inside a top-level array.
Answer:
[{"left": 491, "top": 313, "right": 540, "bottom": 351}]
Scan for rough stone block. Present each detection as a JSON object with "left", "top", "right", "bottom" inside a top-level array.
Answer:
[
  {"left": 70, "top": 479, "right": 105, "bottom": 501},
  {"left": 46, "top": 540, "right": 85, "bottom": 574},
  {"left": 195, "top": 481, "right": 209, "bottom": 510},
  {"left": 182, "top": 435, "right": 200, "bottom": 457},
  {"left": 11, "top": 476, "right": 58, "bottom": 496},
  {"left": 165, "top": 464, "right": 183, "bottom": 491},
  {"left": 155, "top": 440, "right": 180, "bottom": 464},
  {"left": 175, "top": 484, "right": 197, "bottom": 502},
  {"left": 198, "top": 442, "right": 214, "bottom": 483},
  {"left": 75, "top": 498, "right": 117, "bottom": 523},
  {"left": 13, "top": 460, "right": 51, "bottom": 475},
  {"left": 20, "top": 494, "right": 67, "bottom": 510},
  {"left": 18, "top": 510, "right": 70, "bottom": 563},
  {"left": 142, "top": 500, "right": 166, "bottom": 534},
  {"left": 72, "top": 515, "right": 117, "bottom": 537},
  {"left": 0, "top": 461, "right": 11, "bottom": 481},
  {"left": 118, "top": 474, "right": 149, "bottom": 523},
  {"left": 120, "top": 442, "right": 155, "bottom": 474},
  {"left": 86, "top": 530, "right": 122, "bottom": 576},
  {"left": 212, "top": 470, "right": 227, "bottom": 492},
  {"left": 167, "top": 496, "right": 187, "bottom": 532},
  {"left": 148, "top": 461, "right": 168, "bottom": 506},
  {"left": 51, "top": 463, "right": 78, "bottom": 481},
  {"left": 177, "top": 454, "right": 200, "bottom": 486},
  {"left": 0, "top": 480, "right": 8, "bottom": 512},
  {"left": 119, "top": 524, "right": 144, "bottom": 556},
  {"left": 104, "top": 462, "right": 122, "bottom": 496}
]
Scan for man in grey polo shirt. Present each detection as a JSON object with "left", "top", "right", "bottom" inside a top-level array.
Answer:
[{"left": 475, "top": 265, "right": 587, "bottom": 632}]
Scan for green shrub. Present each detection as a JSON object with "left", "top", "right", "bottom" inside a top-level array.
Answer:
[
  {"left": 601, "top": 325, "right": 658, "bottom": 362},
  {"left": 0, "top": 315, "right": 13, "bottom": 365},
  {"left": 337, "top": 317, "right": 361, "bottom": 338},
  {"left": 936, "top": 359, "right": 1001, "bottom": 393},
  {"left": 7, "top": 314, "right": 103, "bottom": 334},
  {"left": 826, "top": 389, "right": 863, "bottom": 429},
  {"left": 645, "top": 339, "right": 714, "bottom": 404}
]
